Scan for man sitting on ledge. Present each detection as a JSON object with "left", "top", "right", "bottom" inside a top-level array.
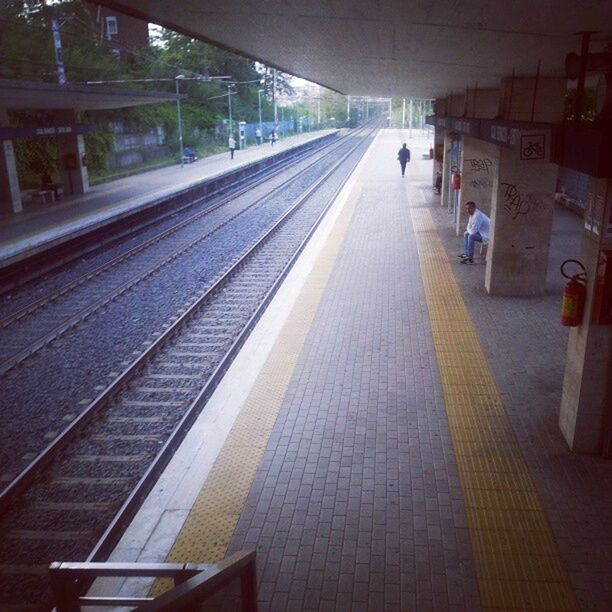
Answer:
[{"left": 458, "top": 201, "right": 490, "bottom": 265}]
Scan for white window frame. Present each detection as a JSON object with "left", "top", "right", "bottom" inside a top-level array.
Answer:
[{"left": 106, "top": 15, "right": 118, "bottom": 39}]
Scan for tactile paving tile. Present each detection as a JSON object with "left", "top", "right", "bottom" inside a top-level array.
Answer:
[
  {"left": 411, "top": 207, "right": 579, "bottom": 610},
  {"left": 150, "top": 164, "right": 370, "bottom": 598}
]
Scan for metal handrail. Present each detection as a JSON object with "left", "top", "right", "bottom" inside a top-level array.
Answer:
[{"left": 49, "top": 550, "right": 257, "bottom": 611}]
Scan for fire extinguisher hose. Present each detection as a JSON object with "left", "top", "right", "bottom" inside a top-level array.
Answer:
[{"left": 560, "top": 259, "right": 586, "bottom": 283}]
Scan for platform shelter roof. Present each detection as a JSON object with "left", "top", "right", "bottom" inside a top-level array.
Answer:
[
  {"left": 92, "top": 1, "right": 612, "bottom": 98},
  {"left": 0, "top": 79, "right": 179, "bottom": 112}
]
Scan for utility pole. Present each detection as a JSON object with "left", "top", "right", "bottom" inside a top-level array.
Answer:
[
  {"left": 258, "top": 89, "right": 264, "bottom": 139},
  {"left": 409, "top": 99, "right": 413, "bottom": 139},
  {"left": 176, "top": 75, "right": 185, "bottom": 167},
  {"left": 388, "top": 98, "right": 392, "bottom": 127},
  {"left": 228, "top": 85, "right": 233, "bottom": 136},
  {"left": 347, "top": 95, "right": 351, "bottom": 125},
  {"left": 51, "top": 17, "right": 67, "bottom": 85},
  {"left": 273, "top": 69, "right": 278, "bottom": 125},
  {"left": 419, "top": 99, "right": 424, "bottom": 134},
  {"left": 402, "top": 98, "right": 406, "bottom": 128}
]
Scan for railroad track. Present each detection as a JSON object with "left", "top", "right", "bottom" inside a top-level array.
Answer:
[
  {"left": 0, "top": 132, "right": 352, "bottom": 376},
  {"left": 0, "top": 135, "right": 338, "bottom": 298},
  {"left": 0, "top": 125, "right": 376, "bottom": 610}
]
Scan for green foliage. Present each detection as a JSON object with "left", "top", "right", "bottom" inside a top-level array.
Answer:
[
  {"left": 564, "top": 88, "right": 598, "bottom": 121},
  {"left": 1, "top": 0, "right": 344, "bottom": 183},
  {"left": 83, "top": 130, "right": 113, "bottom": 172},
  {"left": 14, "top": 136, "right": 57, "bottom": 187}
]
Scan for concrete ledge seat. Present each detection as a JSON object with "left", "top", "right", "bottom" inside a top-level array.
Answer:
[{"left": 181, "top": 156, "right": 197, "bottom": 164}]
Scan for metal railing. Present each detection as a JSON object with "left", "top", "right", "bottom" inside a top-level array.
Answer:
[{"left": 49, "top": 550, "right": 257, "bottom": 611}]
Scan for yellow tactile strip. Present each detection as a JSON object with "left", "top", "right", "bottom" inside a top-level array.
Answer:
[
  {"left": 150, "top": 155, "right": 371, "bottom": 596},
  {"left": 411, "top": 208, "right": 578, "bottom": 611}
]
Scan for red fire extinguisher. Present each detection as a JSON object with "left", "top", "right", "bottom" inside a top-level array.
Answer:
[
  {"left": 560, "top": 259, "right": 587, "bottom": 327},
  {"left": 452, "top": 172, "right": 461, "bottom": 190}
]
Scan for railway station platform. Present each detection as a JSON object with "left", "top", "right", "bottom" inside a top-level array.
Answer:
[
  {"left": 89, "top": 130, "right": 612, "bottom": 610},
  {"left": 0, "top": 130, "right": 338, "bottom": 271}
]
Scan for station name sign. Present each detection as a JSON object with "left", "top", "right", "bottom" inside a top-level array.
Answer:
[{"left": 0, "top": 124, "right": 97, "bottom": 139}]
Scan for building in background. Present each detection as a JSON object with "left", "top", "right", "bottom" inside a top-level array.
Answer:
[{"left": 94, "top": 5, "right": 149, "bottom": 60}]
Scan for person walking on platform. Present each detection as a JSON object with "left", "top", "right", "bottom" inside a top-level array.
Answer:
[
  {"left": 228, "top": 135, "right": 236, "bottom": 159},
  {"left": 397, "top": 143, "right": 410, "bottom": 177},
  {"left": 458, "top": 201, "right": 490, "bottom": 265}
]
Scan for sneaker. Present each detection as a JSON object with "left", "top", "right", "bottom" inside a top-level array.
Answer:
[
  {"left": 457, "top": 253, "right": 468, "bottom": 259},
  {"left": 460, "top": 258, "right": 474, "bottom": 265}
]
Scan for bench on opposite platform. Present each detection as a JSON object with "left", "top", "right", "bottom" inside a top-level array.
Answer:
[{"left": 31, "top": 190, "right": 56, "bottom": 204}]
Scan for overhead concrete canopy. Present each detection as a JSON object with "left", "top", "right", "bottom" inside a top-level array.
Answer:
[
  {"left": 0, "top": 79, "right": 179, "bottom": 111},
  {"left": 94, "top": 1, "right": 612, "bottom": 98}
]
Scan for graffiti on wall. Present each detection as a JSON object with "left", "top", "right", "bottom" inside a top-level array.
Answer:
[
  {"left": 500, "top": 182, "right": 544, "bottom": 219},
  {"left": 464, "top": 158, "right": 494, "bottom": 191},
  {"left": 464, "top": 158, "right": 493, "bottom": 174}
]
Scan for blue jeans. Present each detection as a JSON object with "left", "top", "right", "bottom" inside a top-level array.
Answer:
[{"left": 464, "top": 231, "right": 483, "bottom": 259}]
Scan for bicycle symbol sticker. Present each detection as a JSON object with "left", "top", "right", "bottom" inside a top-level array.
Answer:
[{"left": 520, "top": 134, "right": 546, "bottom": 160}]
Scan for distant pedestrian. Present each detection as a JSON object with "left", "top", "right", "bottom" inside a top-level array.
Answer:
[
  {"left": 255, "top": 127, "right": 262, "bottom": 145},
  {"left": 397, "top": 143, "right": 410, "bottom": 177},
  {"left": 270, "top": 130, "right": 277, "bottom": 146},
  {"left": 228, "top": 135, "right": 236, "bottom": 159}
]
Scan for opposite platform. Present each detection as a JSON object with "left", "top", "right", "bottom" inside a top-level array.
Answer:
[
  {"left": 0, "top": 130, "right": 336, "bottom": 269},
  {"left": 91, "top": 130, "right": 612, "bottom": 611}
]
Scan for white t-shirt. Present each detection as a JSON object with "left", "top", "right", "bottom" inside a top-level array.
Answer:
[{"left": 466, "top": 209, "right": 490, "bottom": 242}]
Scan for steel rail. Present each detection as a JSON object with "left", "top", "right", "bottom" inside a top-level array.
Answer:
[
  {"left": 0, "top": 136, "right": 341, "bottom": 298},
  {"left": 0, "top": 132, "right": 357, "bottom": 376},
  {"left": 0, "top": 126, "right": 375, "bottom": 519}
]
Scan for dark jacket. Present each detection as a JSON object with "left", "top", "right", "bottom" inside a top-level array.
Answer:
[{"left": 398, "top": 147, "right": 410, "bottom": 163}]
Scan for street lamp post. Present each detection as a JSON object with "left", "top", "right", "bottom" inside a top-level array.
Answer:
[
  {"left": 227, "top": 85, "right": 233, "bottom": 137},
  {"left": 258, "top": 88, "right": 264, "bottom": 142},
  {"left": 273, "top": 69, "right": 278, "bottom": 126},
  {"left": 175, "top": 74, "right": 185, "bottom": 167}
]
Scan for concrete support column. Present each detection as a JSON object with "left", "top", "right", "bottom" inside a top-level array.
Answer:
[
  {"left": 433, "top": 126, "right": 444, "bottom": 189},
  {"left": 441, "top": 130, "right": 452, "bottom": 210},
  {"left": 0, "top": 109, "right": 22, "bottom": 214},
  {"left": 57, "top": 132, "right": 89, "bottom": 196},
  {"left": 484, "top": 74, "right": 565, "bottom": 295},
  {"left": 53, "top": 109, "right": 89, "bottom": 196},
  {"left": 560, "top": 177, "right": 612, "bottom": 454},
  {"left": 456, "top": 137, "right": 499, "bottom": 235},
  {"left": 485, "top": 128, "right": 557, "bottom": 295}
]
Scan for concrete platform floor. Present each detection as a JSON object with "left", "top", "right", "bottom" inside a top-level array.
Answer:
[{"left": 91, "top": 130, "right": 612, "bottom": 611}]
